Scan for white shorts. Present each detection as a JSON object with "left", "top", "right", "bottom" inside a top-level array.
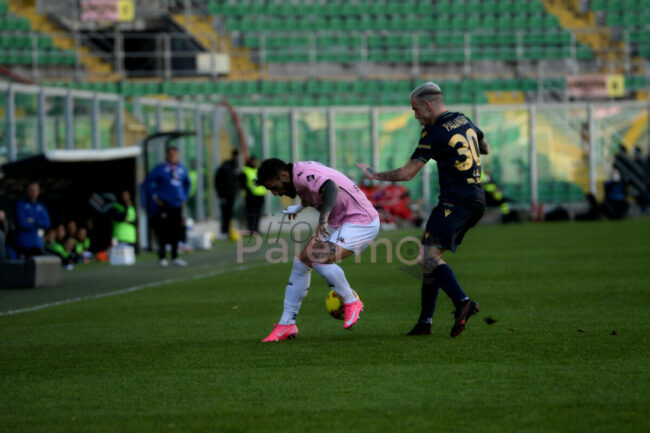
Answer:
[{"left": 327, "top": 217, "right": 380, "bottom": 254}]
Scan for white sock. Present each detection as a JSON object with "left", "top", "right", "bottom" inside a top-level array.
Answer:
[
  {"left": 279, "top": 257, "right": 312, "bottom": 325},
  {"left": 312, "top": 263, "right": 356, "bottom": 304}
]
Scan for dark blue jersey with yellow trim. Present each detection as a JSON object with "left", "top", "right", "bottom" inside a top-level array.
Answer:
[{"left": 410, "top": 111, "right": 486, "bottom": 209}]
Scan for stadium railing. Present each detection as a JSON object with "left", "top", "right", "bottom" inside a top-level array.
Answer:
[{"left": 1, "top": 81, "right": 648, "bottom": 215}]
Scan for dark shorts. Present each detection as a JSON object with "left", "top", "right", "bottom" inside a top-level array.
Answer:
[{"left": 422, "top": 202, "right": 484, "bottom": 252}]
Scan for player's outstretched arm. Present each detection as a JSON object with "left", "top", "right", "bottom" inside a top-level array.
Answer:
[
  {"left": 282, "top": 203, "right": 304, "bottom": 220},
  {"left": 357, "top": 159, "right": 425, "bottom": 182}
]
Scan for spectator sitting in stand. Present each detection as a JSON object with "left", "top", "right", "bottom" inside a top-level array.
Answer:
[
  {"left": 75, "top": 227, "right": 92, "bottom": 263},
  {"left": 54, "top": 223, "right": 67, "bottom": 245},
  {"left": 62, "top": 237, "right": 79, "bottom": 269},
  {"left": 66, "top": 220, "right": 78, "bottom": 240},
  {"left": 44, "top": 229, "right": 60, "bottom": 255},
  {"left": 44, "top": 229, "right": 74, "bottom": 269}
]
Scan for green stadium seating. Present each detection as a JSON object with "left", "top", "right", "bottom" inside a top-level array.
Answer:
[
  {"left": 15, "top": 0, "right": 645, "bottom": 105},
  {"left": 43, "top": 72, "right": 636, "bottom": 108}
]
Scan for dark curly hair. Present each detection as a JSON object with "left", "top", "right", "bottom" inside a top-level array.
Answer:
[{"left": 256, "top": 158, "right": 289, "bottom": 186}]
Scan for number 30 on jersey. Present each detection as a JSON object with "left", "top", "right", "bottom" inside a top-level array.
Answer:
[{"left": 448, "top": 129, "right": 481, "bottom": 171}]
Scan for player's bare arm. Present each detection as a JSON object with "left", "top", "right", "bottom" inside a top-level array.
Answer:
[
  {"left": 315, "top": 180, "right": 338, "bottom": 242},
  {"left": 479, "top": 137, "right": 490, "bottom": 155},
  {"left": 356, "top": 159, "right": 425, "bottom": 182}
]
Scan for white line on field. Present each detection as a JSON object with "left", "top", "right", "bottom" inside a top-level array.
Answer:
[{"left": 0, "top": 262, "right": 272, "bottom": 317}]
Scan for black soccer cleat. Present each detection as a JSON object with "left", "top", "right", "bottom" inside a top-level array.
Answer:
[
  {"left": 407, "top": 322, "right": 433, "bottom": 336},
  {"left": 450, "top": 299, "right": 479, "bottom": 338}
]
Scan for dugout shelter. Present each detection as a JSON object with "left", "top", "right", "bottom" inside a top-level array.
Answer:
[{"left": 0, "top": 146, "right": 142, "bottom": 253}]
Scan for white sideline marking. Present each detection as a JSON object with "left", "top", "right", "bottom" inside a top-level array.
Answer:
[{"left": 0, "top": 262, "right": 270, "bottom": 317}]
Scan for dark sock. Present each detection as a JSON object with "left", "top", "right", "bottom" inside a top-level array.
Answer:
[
  {"left": 433, "top": 264, "right": 468, "bottom": 309},
  {"left": 418, "top": 273, "right": 440, "bottom": 324}
]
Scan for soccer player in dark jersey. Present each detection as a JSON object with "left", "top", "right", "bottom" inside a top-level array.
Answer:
[{"left": 357, "top": 82, "right": 490, "bottom": 337}]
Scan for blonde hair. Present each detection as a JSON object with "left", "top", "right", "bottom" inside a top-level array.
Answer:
[{"left": 410, "top": 82, "right": 443, "bottom": 104}]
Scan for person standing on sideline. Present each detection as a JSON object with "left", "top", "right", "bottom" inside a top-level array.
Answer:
[
  {"left": 257, "top": 158, "right": 380, "bottom": 342},
  {"left": 240, "top": 156, "right": 266, "bottom": 235},
  {"left": 145, "top": 146, "right": 191, "bottom": 267},
  {"left": 214, "top": 149, "right": 240, "bottom": 240},
  {"left": 13, "top": 181, "right": 51, "bottom": 258},
  {"left": 111, "top": 190, "right": 138, "bottom": 248},
  {"left": 357, "top": 81, "right": 490, "bottom": 338}
]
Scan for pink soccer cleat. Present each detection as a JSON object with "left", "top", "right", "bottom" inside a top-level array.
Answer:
[
  {"left": 343, "top": 299, "right": 364, "bottom": 329},
  {"left": 261, "top": 323, "right": 299, "bottom": 342}
]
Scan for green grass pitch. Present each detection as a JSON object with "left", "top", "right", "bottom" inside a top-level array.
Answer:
[{"left": 1, "top": 220, "right": 649, "bottom": 432}]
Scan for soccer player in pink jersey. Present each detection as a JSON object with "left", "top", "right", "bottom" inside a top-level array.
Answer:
[{"left": 256, "top": 158, "right": 380, "bottom": 342}]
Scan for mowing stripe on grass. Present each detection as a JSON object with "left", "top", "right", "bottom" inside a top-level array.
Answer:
[{"left": 0, "top": 262, "right": 272, "bottom": 317}]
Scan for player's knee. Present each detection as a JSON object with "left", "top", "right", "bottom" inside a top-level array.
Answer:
[
  {"left": 309, "top": 253, "right": 332, "bottom": 265},
  {"left": 419, "top": 257, "right": 438, "bottom": 274},
  {"left": 297, "top": 251, "right": 312, "bottom": 267},
  {"left": 418, "top": 252, "right": 443, "bottom": 274},
  {"left": 303, "top": 242, "right": 335, "bottom": 265}
]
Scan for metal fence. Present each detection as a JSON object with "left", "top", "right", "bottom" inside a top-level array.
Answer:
[
  {"left": 237, "top": 102, "right": 650, "bottom": 213},
  {"left": 7, "top": 28, "right": 649, "bottom": 83},
  {"left": 1, "top": 82, "right": 649, "bottom": 221}
]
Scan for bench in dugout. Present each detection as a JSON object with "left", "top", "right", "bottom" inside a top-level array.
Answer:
[{"left": 0, "top": 256, "right": 61, "bottom": 289}]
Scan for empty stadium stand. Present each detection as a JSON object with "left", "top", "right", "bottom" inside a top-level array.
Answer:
[
  {"left": 0, "top": 0, "right": 648, "bottom": 106},
  {"left": 0, "top": 0, "right": 76, "bottom": 68}
]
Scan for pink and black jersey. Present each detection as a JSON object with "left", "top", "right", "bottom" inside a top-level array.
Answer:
[{"left": 291, "top": 161, "right": 378, "bottom": 228}]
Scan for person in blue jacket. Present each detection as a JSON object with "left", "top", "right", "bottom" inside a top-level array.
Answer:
[
  {"left": 145, "top": 146, "right": 191, "bottom": 267},
  {"left": 14, "top": 181, "right": 51, "bottom": 258}
]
